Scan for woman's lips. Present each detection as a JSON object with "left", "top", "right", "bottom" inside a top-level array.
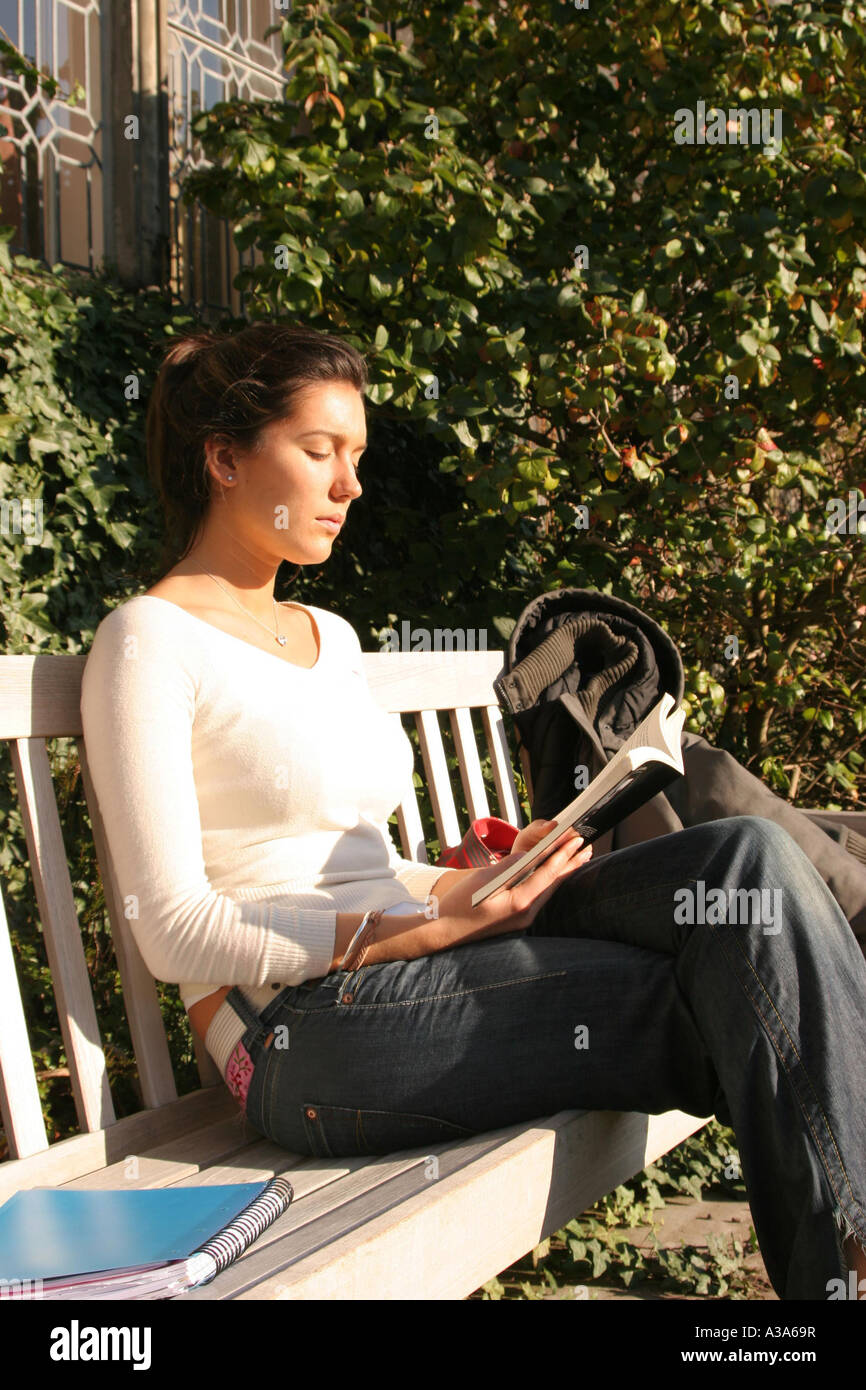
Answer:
[{"left": 315, "top": 517, "right": 342, "bottom": 533}]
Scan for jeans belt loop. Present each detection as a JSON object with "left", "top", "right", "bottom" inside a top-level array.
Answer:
[{"left": 226, "top": 986, "right": 278, "bottom": 1047}]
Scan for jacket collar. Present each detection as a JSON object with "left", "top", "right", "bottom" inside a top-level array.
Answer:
[{"left": 494, "top": 587, "right": 685, "bottom": 744}]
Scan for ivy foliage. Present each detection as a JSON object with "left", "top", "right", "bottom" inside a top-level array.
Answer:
[
  {"left": 0, "top": 238, "right": 204, "bottom": 1152},
  {"left": 182, "top": 0, "right": 866, "bottom": 793}
]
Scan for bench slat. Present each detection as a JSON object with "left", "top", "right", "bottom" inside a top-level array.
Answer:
[
  {"left": 414, "top": 709, "right": 463, "bottom": 851},
  {"left": 389, "top": 712, "right": 430, "bottom": 863},
  {"left": 9, "top": 736, "right": 115, "bottom": 1144},
  {"left": 58, "top": 1112, "right": 437, "bottom": 1207},
  {"left": 61, "top": 1115, "right": 262, "bottom": 1190},
  {"left": 170, "top": 1141, "right": 437, "bottom": 1206},
  {"left": 179, "top": 1133, "right": 508, "bottom": 1300},
  {"left": 191, "top": 1030, "right": 226, "bottom": 1089},
  {"left": 0, "top": 654, "right": 86, "bottom": 739},
  {"left": 449, "top": 707, "right": 491, "bottom": 821},
  {"left": 0, "top": 886, "right": 48, "bottom": 1157},
  {"left": 171, "top": 1142, "right": 452, "bottom": 1212},
  {"left": 0, "top": 1086, "right": 237, "bottom": 1202},
  {"left": 76, "top": 737, "right": 181, "bottom": 1107},
  {"left": 481, "top": 704, "right": 525, "bottom": 827},
  {"left": 361, "top": 650, "right": 508, "bottom": 713}
]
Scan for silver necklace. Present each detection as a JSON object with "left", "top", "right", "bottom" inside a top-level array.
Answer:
[{"left": 202, "top": 570, "right": 288, "bottom": 646}]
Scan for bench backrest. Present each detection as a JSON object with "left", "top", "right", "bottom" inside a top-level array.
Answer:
[{"left": 0, "top": 647, "right": 523, "bottom": 1161}]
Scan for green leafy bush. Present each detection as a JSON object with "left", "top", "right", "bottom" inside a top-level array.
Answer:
[
  {"left": 181, "top": 0, "right": 866, "bottom": 790},
  {"left": 0, "top": 238, "right": 204, "bottom": 1152}
]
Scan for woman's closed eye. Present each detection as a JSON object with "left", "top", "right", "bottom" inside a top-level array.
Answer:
[{"left": 308, "top": 449, "right": 362, "bottom": 472}]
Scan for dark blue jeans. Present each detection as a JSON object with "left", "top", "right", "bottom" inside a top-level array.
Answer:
[{"left": 226, "top": 815, "right": 866, "bottom": 1300}]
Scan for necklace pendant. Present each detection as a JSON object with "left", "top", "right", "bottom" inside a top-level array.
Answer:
[{"left": 276, "top": 635, "right": 287, "bottom": 646}]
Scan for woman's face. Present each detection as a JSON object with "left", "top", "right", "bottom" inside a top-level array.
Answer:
[{"left": 206, "top": 380, "right": 366, "bottom": 568}]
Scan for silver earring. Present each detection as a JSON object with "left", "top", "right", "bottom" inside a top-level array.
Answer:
[{"left": 226, "top": 474, "right": 233, "bottom": 480}]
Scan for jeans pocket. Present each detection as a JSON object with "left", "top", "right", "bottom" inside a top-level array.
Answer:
[{"left": 300, "top": 1102, "right": 476, "bottom": 1159}]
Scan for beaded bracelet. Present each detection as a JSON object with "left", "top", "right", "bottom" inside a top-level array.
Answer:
[
  {"left": 339, "top": 908, "right": 385, "bottom": 971},
  {"left": 350, "top": 921, "right": 379, "bottom": 972},
  {"left": 338, "top": 910, "right": 373, "bottom": 970}
]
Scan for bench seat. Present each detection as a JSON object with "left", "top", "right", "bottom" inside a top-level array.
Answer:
[
  {"left": 0, "top": 1083, "right": 709, "bottom": 1300},
  {"left": 1, "top": 646, "right": 862, "bottom": 1298}
]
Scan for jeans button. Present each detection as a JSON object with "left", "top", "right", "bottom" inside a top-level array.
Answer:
[
  {"left": 305, "top": 1107, "right": 317, "bottom": 1120},
  {"left": 342, "top": 991, "right": 353, "bottom": 1004}
]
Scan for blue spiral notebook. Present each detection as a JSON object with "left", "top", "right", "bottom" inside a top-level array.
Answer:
[{"left": 0, "top": 1177, "right": 294, "bottom": 1299}]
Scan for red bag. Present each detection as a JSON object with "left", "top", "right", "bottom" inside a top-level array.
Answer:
[{"left": 433, "top": 816, "right": 519, "bottom": 869}]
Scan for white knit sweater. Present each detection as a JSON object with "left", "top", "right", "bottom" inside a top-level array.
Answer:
[{"left": 80, "top": 594, "right": 447, "bottom": 1076}]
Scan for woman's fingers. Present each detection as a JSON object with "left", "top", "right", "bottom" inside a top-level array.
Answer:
[
  {"left": 507, "top": 831, "right": 591, "bottom": 911},
  {"left": 468, "top": 826, "right": 593, "bottom": 932},
  {"left": 521, "top": 840, "right": 593, "bottom": 919},
  {"left": 552, "top": 835, "right": 592, "bottom": 878},
  {"left": 551, "top": 830, "right": 588, "bottom": 865}
]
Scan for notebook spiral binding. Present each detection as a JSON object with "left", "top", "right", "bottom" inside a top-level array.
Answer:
[{"left": 189, "top": 1175, "right": 295, "bottom": 1284}]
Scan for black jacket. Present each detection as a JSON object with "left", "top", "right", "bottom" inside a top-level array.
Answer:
[{"left": 494, "top": 587, "right": 866, "bottom": 949}]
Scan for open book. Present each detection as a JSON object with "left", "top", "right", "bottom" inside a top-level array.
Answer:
[{"left": 471, "top": 691, "right": 686, "bottom": 907}]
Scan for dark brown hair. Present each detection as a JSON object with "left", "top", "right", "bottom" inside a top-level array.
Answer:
[{"left": 145, "top": 321, "right": 369, "bottom": 580}]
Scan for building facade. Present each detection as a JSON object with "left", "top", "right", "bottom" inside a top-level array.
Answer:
[{"left": 0, "top": 0, "right": 374, "bottom": 316}]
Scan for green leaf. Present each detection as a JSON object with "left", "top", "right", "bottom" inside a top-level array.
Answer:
[
  {"left": 453, "top": 419, "right": 478, "bottom": 449},
  {"left": 516, "top": 456, "right": 549, "bottom": 484},
  {"left": 339, "top": 189, "right": 365, "bottom": 218},
  {"left": 28, "top": 437, "right": 60, "bottom": 459},
  {"left": 374, "top": 191, "right": 402, "bottom": 218},
  {"left": 237, "top": 134, "right": 273, "bottom": 170},
  {"left": 368, "top": 272, "right": 390, "bottom": 300},
  {"left": 0, "top": 412, "right": 25, "bottom": 437}
]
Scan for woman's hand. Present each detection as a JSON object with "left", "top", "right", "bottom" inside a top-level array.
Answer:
[
  {"left": 422, "top": 823, "right": 593, "bottom": 955},
  {"left": 511, "top": 817, "right": 562, "bottom": 855},
  {"left": 429, "top": 819, "right": 575, "bottom": 910}
]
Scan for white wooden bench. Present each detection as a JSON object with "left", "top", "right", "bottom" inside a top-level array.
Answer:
[{"left": 1, "top": 645, "right": 863, "bottom": 1299}]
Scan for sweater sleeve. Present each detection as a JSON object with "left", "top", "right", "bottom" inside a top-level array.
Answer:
[
  {"left": 379, "top": 814, "right": 454, "bottom": 901},
  {"left": 80, "top": 609, "right": 336, "bottom": 989}
]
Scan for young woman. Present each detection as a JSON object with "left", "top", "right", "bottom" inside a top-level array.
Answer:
[{"left": 80, "top": 321, "right": 866, "bottom": 1301}]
